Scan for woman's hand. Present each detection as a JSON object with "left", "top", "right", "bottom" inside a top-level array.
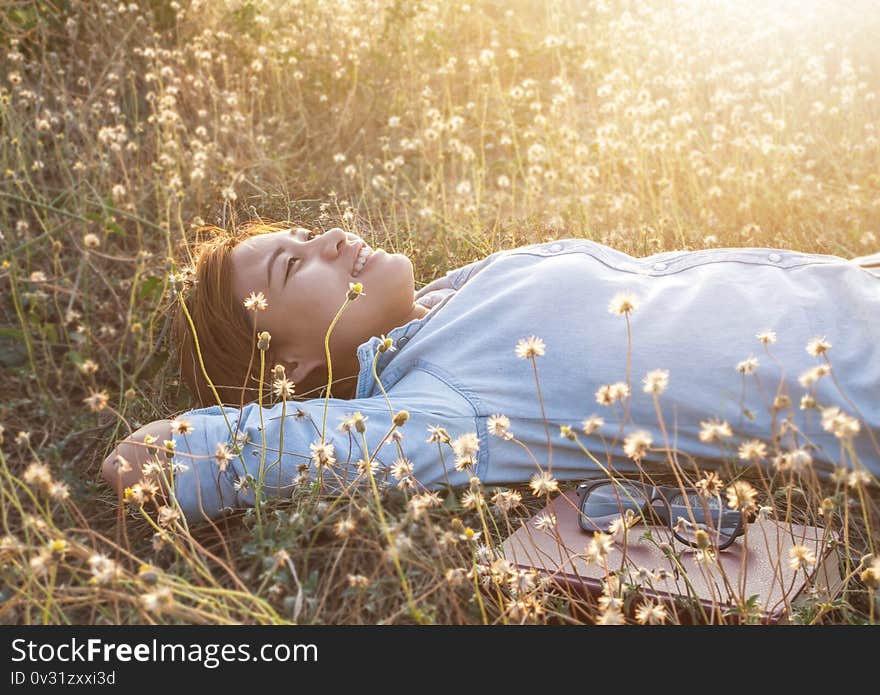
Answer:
[{"left": 102, "top": 419, "right": 172, "bottom": 497}]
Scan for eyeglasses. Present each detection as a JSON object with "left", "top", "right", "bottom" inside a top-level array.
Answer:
[{"left": 575, "top": 479, "right": 746, "bottom": 550}]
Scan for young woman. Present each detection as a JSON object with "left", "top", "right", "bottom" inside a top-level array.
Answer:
[{"left": 103, "top": 222, "right": 880, "bottom": 524}]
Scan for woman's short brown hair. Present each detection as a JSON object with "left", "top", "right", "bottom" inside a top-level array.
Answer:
[{"left": 170, "top": 220, "right": 293, "bottom": 408}]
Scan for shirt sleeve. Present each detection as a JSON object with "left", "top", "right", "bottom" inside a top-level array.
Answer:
[{"left": 169, "top": 371, "right": 482, "bottom": 524}]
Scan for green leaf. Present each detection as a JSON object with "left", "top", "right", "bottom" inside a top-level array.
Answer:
[
  {"left": 0, "top": 336, "right": 27, "bottom": 368},
  {"left": 67, "top": 350, "right": 84, "bottom": 368},
  {"left": 41, "top": 322, "right": 58, "bottom": 343},
  {"left": 443, "top": 490, "right": 459, "bottom": 510},
  {"left": 9, "top": 7, "right": 38, "bottom": 30},
  {"left": 137, "top": 275, "right": 163, "bottom": 303}
]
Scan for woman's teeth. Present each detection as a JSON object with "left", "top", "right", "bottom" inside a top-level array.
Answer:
[{"left": 352, "top": 245, "right": 372, "bottom": 277}]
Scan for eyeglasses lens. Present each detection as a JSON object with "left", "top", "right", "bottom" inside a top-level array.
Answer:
[
  {"left": 579, "top": 482, "right": 647, "bottom": 532},
  {"left": 668, "top": 492, "right": 740, "bottom": 545}
]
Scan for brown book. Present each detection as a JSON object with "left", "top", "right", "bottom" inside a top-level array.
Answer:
[{"left": 500, "top": 490, "right": 843, "bottom": 624}]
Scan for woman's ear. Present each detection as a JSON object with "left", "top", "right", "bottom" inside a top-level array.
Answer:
[{"left": 271, "top": 352, "right": 322, "bottom": 389}]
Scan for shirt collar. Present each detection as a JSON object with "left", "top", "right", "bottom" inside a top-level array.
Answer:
[{"left": 354, "top": 290, "right": 456, "bottom": 399}]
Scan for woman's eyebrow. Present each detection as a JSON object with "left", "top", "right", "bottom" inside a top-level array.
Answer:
[{"left": 266, "top": 246, "right": 285, "bottom": 287}]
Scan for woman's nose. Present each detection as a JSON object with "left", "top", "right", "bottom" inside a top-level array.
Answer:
[{"left": 317, "top": 227, "right": 350, "bottom": 258}]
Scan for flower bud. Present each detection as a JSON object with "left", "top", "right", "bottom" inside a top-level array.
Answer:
[
  {"left": 559, "top": 424, "right": 575, "bottom": 441},
  {"left": 393, "top": 410, "right": 409, "bottom": 427},
  {"left": 820, "top": 497, "right": 835, "bottom": 517},
  {"left": 138, "top": 564, "right": 159, "bottom": 585},
  {"left": 347, "top": 282, "right": 365, "bottom": 301},
  {"left": 257, "top": 330, "right": 271, "bottom": 351},
  {"left": 773, "top": 394, "right": 791, "bottom": 411},
  {"left": 693, "top": 529, "right": 710, "bottom": 550},
  {"left": 353, "top": 412, "right": 367, "bottom": 433},
  {"left": 861, "top": 566, "right": 880, "bottom": 589}
]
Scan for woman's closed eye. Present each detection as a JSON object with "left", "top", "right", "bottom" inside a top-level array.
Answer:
[
  {"left": 284, "top": 230, "right": 320, "bottom": 283},
  {"left": 285, "top": 256, "right": 297, "bottom": 282}
]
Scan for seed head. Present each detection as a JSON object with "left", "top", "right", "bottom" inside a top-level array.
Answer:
[
  {"left": 608, "top": 291, "right": 639, "bottom": 315},
  {"left": 309, "top": 440, "right": 337, "bottom": 468},
  {"left": 83, "top": 389, "right": 110, "bottom": 413},
  {"left": 170, "top": 418, "right": 194, "bottom": 435},
  {"left": 860, "top": 556, "right": 880, "bottom": 589},
  {"left": 635, "top": 600, "right": 667, "bottom": 625},
  {"left": 141, "top": 586, "right": 175, "bottom": 613},
  {"left": 587, "top": 531, "right": 614, "bottom": 560},
  {"left": 339, "top": 411, "right": 368, "bottom": 434},
  {"left": 756, "top": 330, "right": 777, "bottom": 345},
  {"left": 515, "top": 335, "right": 546, "bottom": 359},
  {"left": 726, "top": 480, "right": 758, "bottom": 512},
  {"left": 623, "top": 430, "right": 652, "bottom": 460},
  {"left": 487, "top": 414, "right": 513, "bottom": 440},
  {"left": 334, "top": 517, "right": 357, "bottom": 538},
  {"left": 642, "top": 369, "right": 669, "bottom": 395},
  {"left": 214, "top": 442, "right": 234, "bottom": 471},
  {"left": 596, "top": 382, "right": 630, "bottom": 406},
  {"left": 821, "top": 406, "right": 860, "bottom": 440},
  {"left": 695, "top": 471, "right": 724, "bottom": 497},
  {"left": 243, "top": 291, "right": 268, "bottom": 311},
  {"left": 426, "top": 425, "right": 451, "bottom": 444},
  {"left": 698, "top": 418, "right": 733, "bottom": 443},
  {"left": 529, "top": 470, "right": 559, "bottom": 496},
  {"left": 533, "top": 512, "right": 557, "bottom": 531},
  {"left": 789, "top": 544, "right": 817, "bottom": 572},
  {"left": 273, "top": 376, "right": 295, "bottom": 400},
  {"left": 736, "top": 357, "right": 759, "bottom": 375},
  {"left": 581, "top": 415, "right": 604, "bottom": 435},
  {"left": 78, "top": 358, "right": 99, "bottom": 375},
  {"left": 806, "top": 336, "right": 831, "bottom": 357},
  {"left": 737, "top": 439, "right": 767, "bottom": 462}
]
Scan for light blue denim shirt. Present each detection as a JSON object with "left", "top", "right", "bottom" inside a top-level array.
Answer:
[{"left": 169, "top": 239, "right": 880, "bottom": 522}]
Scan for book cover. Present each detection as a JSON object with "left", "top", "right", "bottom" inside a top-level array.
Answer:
[{"left": 500, "top": 490, "right": 843, "bottom": 624}]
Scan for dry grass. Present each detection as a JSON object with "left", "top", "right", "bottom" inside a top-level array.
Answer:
[{"left": 0, "top": 0, "right": 878, "bottom": 625}]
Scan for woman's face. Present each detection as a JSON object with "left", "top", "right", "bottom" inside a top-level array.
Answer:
[{"left": 229, "top": 227, "right": 420, "bottom": 386}]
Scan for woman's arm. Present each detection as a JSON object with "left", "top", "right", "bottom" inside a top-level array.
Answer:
[
  {"left": 146, "top": 372, "right": 480, "bottom": 524},
  {"left": 102, "top": 419, "right": 173, "bottom": 496}
]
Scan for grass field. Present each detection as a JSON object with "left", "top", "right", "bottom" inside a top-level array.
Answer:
[{"left": 1, "top": 0, "right": 878, "bottom": 624}]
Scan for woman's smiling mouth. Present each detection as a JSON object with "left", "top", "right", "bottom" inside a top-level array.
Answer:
[{"left": 351, "top": 242, "right": 374, "bottom": 277}]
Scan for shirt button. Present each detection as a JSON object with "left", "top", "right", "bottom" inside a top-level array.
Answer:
[
  {"left": 652, "top": 262, "right": 667, "bottom": 271},
  {"left": 549, "top": 243, "right": 563, "bottom": 253},
  {"left": 768, "top": 253, "right": 782, "bottom": 263},
  {"left": 397, "top": 336, "right": 409, "bottom": 346}
]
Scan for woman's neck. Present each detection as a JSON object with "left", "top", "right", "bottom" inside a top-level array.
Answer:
[
  {"left": 412, "top": 302, "right": 430, "bottom": 320},
  {"left": 320, "top": 302, "right": 429, "bottom": 401}
]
